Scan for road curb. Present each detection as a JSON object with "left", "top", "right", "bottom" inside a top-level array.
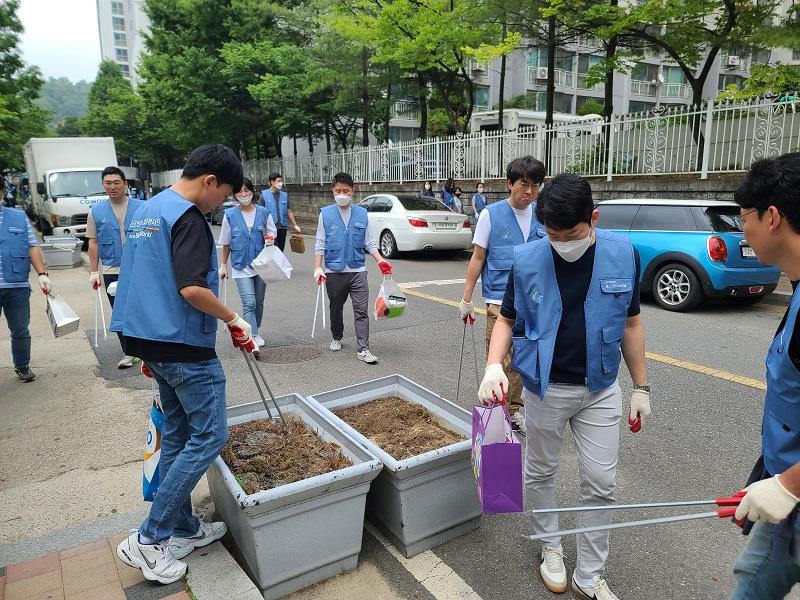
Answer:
[{"left": 763, "top": 291, "right": 791, "bottom": 307}]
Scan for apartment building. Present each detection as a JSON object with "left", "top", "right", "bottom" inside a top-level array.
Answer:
[{"left": 96, "top": 0, "right": 150, "bottom": 84}]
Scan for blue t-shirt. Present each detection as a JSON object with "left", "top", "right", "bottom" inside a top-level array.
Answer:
[
  {"left": 501, "top": 244, "right": 641, "bottom": 385},
  {"left": 0, "top": 207, "right": 38, "bottom": 289}
]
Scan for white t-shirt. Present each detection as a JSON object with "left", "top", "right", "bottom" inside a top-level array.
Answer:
[
  {"left": 472, "top": 201, "right": 534, "bottom": 305},
  {"left": 218, "top": 209, "right": 276, "bottom": 278}
]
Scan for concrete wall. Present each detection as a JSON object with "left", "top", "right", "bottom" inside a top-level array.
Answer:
[{"left": 283, "top": 175, "right": 741, "bottom": 224}]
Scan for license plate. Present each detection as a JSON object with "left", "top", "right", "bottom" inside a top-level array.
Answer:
[
  {"left": 436, "top": 223, "right": 457, "bottom": 230},
  {"left": 741, "top": 246, "right": 756, "bottom": 258}
]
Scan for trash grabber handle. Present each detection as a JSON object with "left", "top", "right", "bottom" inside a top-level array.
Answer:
[
  {"left": 469, "top": 316, "right": 479, "bottom": 391},
  {"left": 240, "top": 347, "right": 273, "bottom": 421},
  {"left": 97, "top": 287, "right": 107, "bottom": 340},
  {"left": 455, "top": 318, "right": 467, "bottom": 402},
  {"left": 94, "top": 288, "right": 99, "bottom": 348},
  {"left": 312, "top": 283, "right": 321, "bottom": 338},
  {"left": 247, "top": 351, "right": 288, "bottom": 426}
]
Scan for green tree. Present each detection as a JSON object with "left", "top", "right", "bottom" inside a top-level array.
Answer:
[
  {"left": 56, "top": 115, "right": 82, "bottom": 136},
  {"left": 718, "top": 64, "right": 800, "bottom": 101},
  {"left": 37, "top": 77, "right": 91, "bottom": 125},
  {"left": 0, "top": 0, "right": 49, "bottom": 170}
]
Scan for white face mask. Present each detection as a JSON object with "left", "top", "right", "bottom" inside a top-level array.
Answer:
[
  {"left": 478, "top": 188, "right": 484, "bottom": 194},
  {"left": 275, "top": 182, "right": 283, "bottom": 190},
  {"left": 237, "top": 194, "right": 252, "bottom": 206},
  {"left": 335, "top": 194, "right": 352, "bottom": 207},
  {"left": 550, "top": 230, "right": 593, "bottom": 262},
  {"left": 425, "top": 184, "right": 431, "bottom": 190}
]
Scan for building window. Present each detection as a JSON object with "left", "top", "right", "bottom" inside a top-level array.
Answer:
[
  {"left": 118, "top": 63, "right": 130, "bottom": 77},
  {"left": 112, "top": 16, "right": 125, "bottom": 31},
  {"left": 115, "top": 48, "right": 129, "bottom": 62},
  {"left": 111, "top": 1, "right": 124, "bottom": 15},
  {"left": 554, "top": 92, "right": 573, "bottom": 113},
  {"left": 719, "top": 73, "right": 745, "bottom": 91},
  {"left": 114, "top": 32, "right": 127, "bottom": 46},
  {"left": 474, "top": 87, "right": 490, "bottom": 110},
  {"left": 629, "top": 100, "right": 655, "bottom": 113},
  {"left": 631, "top": 62, "right": 658, "bottom": 82},
  {"left": 793, "top": 49, "right": 800, "bottom": 61}
]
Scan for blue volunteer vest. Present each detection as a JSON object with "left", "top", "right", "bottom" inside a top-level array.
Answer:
[
  {"left": 763, "top": 286, "right": 800, "bottom": 474},
  {"left": 510, "top": 229, "right": 636, "bottom": 398},
  {"left": 110, "top": 189, "right": 219, "bottom": 348},
  {"left": 321, "top": 204, "right": 368, "bottom": 271},
  {"left": 226, "top": 205, "right": 268, "bottom": 271},
  {"left": 481, "top": 200, "right": 545, "bottom": 302},
  {"left": 262, "top": 189, "right": 288, "bottom": 227},
  {"left": 91, "top": 199, "right": 144, "bottom": 267},
  {"left": 0, "top": 207, "right": 30, "bottom": 283},
  {"left": 472, "top": 193, "right": 487, "bottom": 216}
]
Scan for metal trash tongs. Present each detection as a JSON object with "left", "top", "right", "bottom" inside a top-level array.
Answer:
[
  {"left": 240, "top": 348, "right": 287, "bottom": 427},
  {"left": 522, "top": 491, "right": 746, "bottom": 541},
  {"left": 456, "top": 314, "right": 480, "bottom": 402}
]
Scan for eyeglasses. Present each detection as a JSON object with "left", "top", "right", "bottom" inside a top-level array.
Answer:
[
  {"left": 740, "top": 208, "right": 758, "bottom": 220},
  {"left": 517, "top": 181, "right": 542, "bottom": 191}
]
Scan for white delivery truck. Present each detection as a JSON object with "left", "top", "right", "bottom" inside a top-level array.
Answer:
[{"left": 23, "top": 137, "right": 118, "bottom": 238}]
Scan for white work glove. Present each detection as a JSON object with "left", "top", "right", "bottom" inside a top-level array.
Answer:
[
  {"left": 478, "top": 363, "right": 508, "bottom": 406},
  {"left": 293, "top": 224, "right": 301, "bottom": 233},
  {"left": 264, "top": 234, "right": 275, "bottom": 246},
  {"left": 38, "top": 273, "right": 51, "bottom": 294},
  {"left": 89, "top": 271, "right": 101, "bottom": 290},
  {"left": 459, "top": 298, "right": 475, "bottom": 321},
  {"left": 628, "top": 389, "right": 651, "bottom": 432},
  {"left": 219, "top": 265, "right": 228, "bottom": 279},
  {"left": 225, "top": 313, "right": 256, "bottom": 352},
  {"left": 313, "top": 267, "right": 326, "bottom": 284},
  {"left": 735, "top": 476, "right": 800, "bottom": 524}
]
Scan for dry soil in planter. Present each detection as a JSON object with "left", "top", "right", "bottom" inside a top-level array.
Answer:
[
  {"left": 222, "top": 418, "right": 352, "bottom": 495},
  {"left": 335, "top": 396, "right": 465, "bottom": 461}
]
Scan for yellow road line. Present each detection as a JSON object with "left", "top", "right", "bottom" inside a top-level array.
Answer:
[{"left": 402, "top": 287, "right": 767, "bottom": 391}]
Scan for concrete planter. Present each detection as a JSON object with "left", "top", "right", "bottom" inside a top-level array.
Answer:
[
  {"left": 207, "top": 394, "right": 382, "bottom": 599},
  {"left": 307, "top": 375, "right": 481, "bottom": 557}
]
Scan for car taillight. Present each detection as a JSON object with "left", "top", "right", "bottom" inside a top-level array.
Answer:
[
  {"left": 408, "top": 217, "right": 428, "bottom": 228},
  {"left": 708, "top": 236, "right": 728, "bottom": 261},
  {"left": 463, "top": 219, "right": 471, "bottom": 228}
]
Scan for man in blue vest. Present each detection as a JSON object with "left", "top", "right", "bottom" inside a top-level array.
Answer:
[
  {"left": 479, "top": 173, "right": 650, "bottom": 600},
  {"left": 460, "top": 156, "right": 546, "bottom": 434},
  {"left": 87, "top": 166, "right": 144, "bottom": 368},
  {"left": 261, "top": 173, "right": 301, "bottom": 252},
  {"left": 112, "top": 145, "right": 255, "bottom": 585},
  {"left": 729, "top": 153, "right": 800, "bottom": 599},
  {"left": 0, "top": 176, "right": 51, "bottom": 382},
  {"left": 313, "top": 172, "right": 392, "bottom": 364}
]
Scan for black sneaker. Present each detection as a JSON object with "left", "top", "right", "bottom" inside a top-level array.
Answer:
[{"left": 15, "top": 367, "right": 36, "bottom": 382}]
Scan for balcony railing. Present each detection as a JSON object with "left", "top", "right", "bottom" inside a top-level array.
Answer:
[
  {"left": 527, "top": 67, "right": 575, "bottom": 87},
  {"left": 576, "top": 74, "right": 604, "bottom": 92},
  {"left": 630, "top": 79, "right": 657, "bottom": 97},
  {"left": 391, "top": 100, "right": 421, "bottom": 121},
  {"left": 469, "top": 61, "right": 490, "bottom": 78},
  {"left": 662, "top": 83, "right": 690, "bottom": 99}
]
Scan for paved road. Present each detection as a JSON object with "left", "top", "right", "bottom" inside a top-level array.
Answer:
[{"left": 1, "top": 230, "right": 797, "bottom": 599}]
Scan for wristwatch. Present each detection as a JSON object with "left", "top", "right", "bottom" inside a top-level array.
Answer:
[
  {"left": 633, "top": 384, "right": 651, "bottom": 393},
  {"left": 37, "top": 271, "right": 48, "bottom": 276}
]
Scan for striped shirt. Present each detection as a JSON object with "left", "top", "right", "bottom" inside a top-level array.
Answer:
[{"left": 0, "top": 206, "right": 39, "bottom": 289}]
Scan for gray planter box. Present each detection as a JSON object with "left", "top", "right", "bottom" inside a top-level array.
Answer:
[
  {"left": 307, "top": 375, "right": 481, "bottom": 557},
  {"left": 207, "top": 394, "right": 382, "bottom": 600}
]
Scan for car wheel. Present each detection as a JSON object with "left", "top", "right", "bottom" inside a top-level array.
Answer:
[
  {"left": 379, "top": 230, "right": 398, "bottom": 259},
  {"left": 652, "top": 263, "right": 702, "bottom": 312}
]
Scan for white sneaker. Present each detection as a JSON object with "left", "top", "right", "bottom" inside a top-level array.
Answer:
[
  {"left": 170, "top": 520, "right": 227, "bottom": 559},
  {"left": 329, "top": 339, "right": 342, "bottom": 351},
  {"left": 116, "top": 531, "right": 187, "bottom": 585},
  {"left": 539, "top": 545, "right": 567, "bottom": 593},
  {"left": 357, "top": 349, "right": 378, "bottom": 364},
  {"left": 572, "top": 574, "right": 620, "bottom": 600},
  {"left": 255, "top": 335, "right": 265, "bottom": 347},
  {"left": 511, "top": 410, "right": 526, "bottom": 436},
  {"left": 117, "top": 355, "right": 140, "bottom": 369}
]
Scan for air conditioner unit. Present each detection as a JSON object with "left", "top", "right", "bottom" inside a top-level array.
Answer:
[
  {"left": 726, "top": 55, "right": 741, "bottom": 67},
  {"left": 537, "top": 67, "right": 549, "bottom": 80}
]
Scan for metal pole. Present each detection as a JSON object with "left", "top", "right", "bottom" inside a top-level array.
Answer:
[
  {"left": 241, "top": 348, "right": 273, "bottom": 421},
  {"left": 528, "top": 499, "right": 718, "bottom": 514},
  {"left": 247, "top": 351, "right": 288, "bottom": 426},
  {"left": 470, "top": 320, "right": 480, "bottom": 390},
  {"left": 700, "top": 99, "right": 715, "bottom": 179},
  {"left": 480, "top": 130, "right": 486, "bottom": 182},
  {"left": 606, "top": 114, "right": 617, "bottom": 182},
  {"left": 456, "top": 319, "right": 467, "bottom": 402}
]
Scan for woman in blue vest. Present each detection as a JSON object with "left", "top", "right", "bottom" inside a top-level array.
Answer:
[
  {"left": 479, "top": 174, "right": 650, "bottom": 600},
  {"left": 471, "top": 182, "right": 487, "bottom": 219},
  {"left": 441, "top": 178, "right": 456, "bottom": 210},
  {"left": 728, "top": 153, "right": 800, "bottom": 599},
  {"left": 219, "top": 177, "right": 276, "bottom": 354}
]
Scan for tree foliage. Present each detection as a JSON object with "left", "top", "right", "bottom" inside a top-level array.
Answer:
[
  {"left": 718, "top": 63, "right": 800, "bottom": 101},
  {"left": 37, "top": 77, "right": 91, "bottom": 126}
]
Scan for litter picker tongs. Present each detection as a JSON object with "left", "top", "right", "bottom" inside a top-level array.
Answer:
[
  {"left": 240, "top": 348, "right": 287, "bottom": 427},
  {"left": 311, "top": 282, "right": 326, "bottom": 338},
  {"left": 94, "top": 287, "right": 107, "bottom": 348},
  {"left": 455, "top": 314, "right": 480, "bottom": 403},
  {"left": 522, "top": 491, "right": 746, "bottom": 541}
]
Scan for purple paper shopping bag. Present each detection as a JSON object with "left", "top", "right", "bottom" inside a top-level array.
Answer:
[{"left": 471, "top": 402, "right": 523, "bottom": 514}]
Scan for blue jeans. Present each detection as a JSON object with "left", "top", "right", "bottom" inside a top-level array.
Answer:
[
  {"left": 730, "top": 518, "right": 800, "bottom": 599},
  {"left": 140, "top": 359, "right": 228, "bottom": 542},
  {"left": 0, "top": 287, "right": 31, "bottom": 369},
  {"left": 234, "top": 276, "right": 266, "bottom": 339}
]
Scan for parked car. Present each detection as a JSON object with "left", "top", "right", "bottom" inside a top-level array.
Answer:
[
  {"left": 210, "top": 197, "right": 237, "bottom": 225},
  {"left": 596, "top": 198, "right": 780, "bottom": 311},
  {"left": 359, "top": 194, "right": 473, "bottom": 258}
]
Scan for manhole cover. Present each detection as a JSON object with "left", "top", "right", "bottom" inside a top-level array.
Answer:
[{"left": 256, "top": 345, "right": 322, "bottom": 364}]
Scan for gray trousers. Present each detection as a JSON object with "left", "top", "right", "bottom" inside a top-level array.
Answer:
[
  {"left": 524, "top": 382, "right": 622, "bottom": 583},
  {"left": 325, "top": 271, "right": 369, "bottom": 351}
]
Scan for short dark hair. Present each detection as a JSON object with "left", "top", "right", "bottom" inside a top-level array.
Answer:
[
  {"left": 269, "top": 173, "right": 282, "bottom": 183},
  {"left": 101, "top": 166, "right": 126, "bottom": 181},
  {"left": 331, "top": 172, "right": 354, "bottom": 187},
  {"left": 476, "top": 182, "right": 484, "bottom": 189},
  {"left": 735, "top": 152, "right": 800, "bottom": 234},
  {"left": 535, "top": 173, "right": 594, "bottom": 230},
  {"left": 240, "top": 177, "right": 255, "bottom": 195},
  {"left": 181, "top": 144, "right": 243, "bottom": 194},
  {"left": 507, "top": 156, "right": 545, "bottom": 184}
]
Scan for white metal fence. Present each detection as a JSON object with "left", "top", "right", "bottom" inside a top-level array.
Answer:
[{"left": 151, "top": 94, "right": 799, "bottom": 189}]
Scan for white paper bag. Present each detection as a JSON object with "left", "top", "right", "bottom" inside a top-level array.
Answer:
[{"left": 251, "top": 245, "right": 293, "bottom": 283}]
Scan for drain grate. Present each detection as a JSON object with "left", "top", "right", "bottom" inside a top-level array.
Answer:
[{"left": 256, "top": 345, "right": 322, "bottom": 364}]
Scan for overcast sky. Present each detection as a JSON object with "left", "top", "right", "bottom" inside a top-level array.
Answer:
[{"left": 18, "top": 0, "right": 101, "bottom": 82}]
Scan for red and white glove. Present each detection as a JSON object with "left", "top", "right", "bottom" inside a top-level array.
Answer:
[
  {"left": 313, "top": 267, "right": 326, "bottom": 285},
  {"left": 226, "top": 313, "right": 256, "bottom": 352},
  {"left": 478, "top": 363, "right": 508, "bottom": 406},
  {"left": 90, "top": 271, "right": 102, "bottom": 290},
  {"left": 459, "top": 298, "right": 475, "bottom": 324},
  {"left": 264, "top": 233, "right": 275, "bottom": 246},
  {"left": 378, "top": 260, "right": 393, "bottom": 276},
  {"left": 38, "top": 274, "right": 51, "bottom": 294},
  {"left": 735, "top": 476, "right": 800, "bottom": 524},
  {"left": 628, "top": 389, "right": 651, "bottom": 433}
]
